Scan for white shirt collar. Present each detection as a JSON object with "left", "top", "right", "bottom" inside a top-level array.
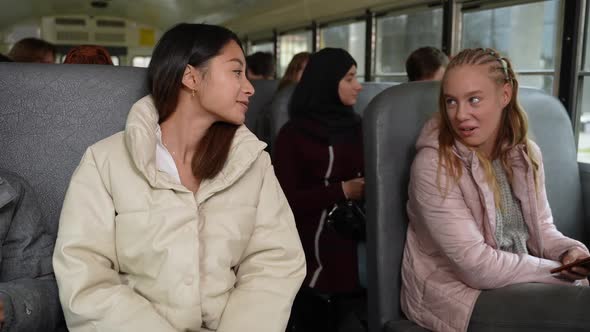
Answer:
[{"left": 155, "top": 125, "right": 181, "bottom": 184}]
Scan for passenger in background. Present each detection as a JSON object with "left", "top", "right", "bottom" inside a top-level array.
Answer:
[
  {"left": 246, "top": 51, "right": 275, "bottom": 79},
  {"left": 63, "top": 45, "right": 113, "bottom": 65},
  {"left": 8, "top": 38, "right": 56, "bottom": 64},
  {"left": 53, "top": 23, "right": 305, "bottom": 332},
  {"left": 0, "top": 54, "right": 12, "bottom": 62},
  {"left": 277, "top": 52, "right": 310, "bottom": 91},
  {"left": 255, "top": 52, "right": 310, "bottom": 151},
  {"left": 402, "top": 48, "right": 590, "bottom": 332},
  {"left": 405, "top": 46, "right": 448, "bottom": 82},
  {"left": 274, "top": 48, "right": 366, "bottom": 332},
  {"left": 0, "top": 170, "right": 63, "bottom": 332}
]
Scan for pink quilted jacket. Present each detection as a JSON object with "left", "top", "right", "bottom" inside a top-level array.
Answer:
[{"left": 401, "top": 118, "right": 589, "bottom": 332}]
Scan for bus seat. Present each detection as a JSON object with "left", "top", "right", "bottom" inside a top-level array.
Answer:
[
  {"left": 245, "top": 79, "right": 279, "bottom": 139},
  {"left": 268, "top": 84, "right": 296, "bottom": 151},
  {"left": 353, "top": 82, "right": 395, "bottom": 115},
  {"left": 363, "top": 81, "right": 587, "bottom": 332},
  {"left": 0, "top": 63, "right": 148, "bottom": 232},
  {"left": 518, "top": 88, "right": 585, "bottom": 240}
]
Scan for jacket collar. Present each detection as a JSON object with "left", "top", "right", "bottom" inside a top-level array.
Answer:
[{"left": 124, "top": 95, "right": 266, "bottom": 204}]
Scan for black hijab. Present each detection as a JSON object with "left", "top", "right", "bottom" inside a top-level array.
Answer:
[{"left": 289, "top": 48, "right": 361, "bottom": 141}]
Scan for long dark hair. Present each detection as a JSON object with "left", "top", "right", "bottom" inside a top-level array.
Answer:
[{"left": 148, "top": 23, "right": 242, "bottom": 180}]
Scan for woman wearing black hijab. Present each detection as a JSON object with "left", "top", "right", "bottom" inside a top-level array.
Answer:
[{"left": 274, "top": 48, "right": 366, "bottom": 331}]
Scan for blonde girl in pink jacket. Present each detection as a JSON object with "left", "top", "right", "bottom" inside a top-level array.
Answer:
[{"left": 401, "top": 48, "right": 590, "bottom": 332}]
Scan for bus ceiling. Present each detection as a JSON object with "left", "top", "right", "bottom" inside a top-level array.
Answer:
[{"left": 0, "top": 0, "right": 428, "bottom": 33}]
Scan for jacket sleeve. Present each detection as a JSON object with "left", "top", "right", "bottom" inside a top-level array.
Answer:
[
  {"left": 0, "top": 277, "right": 62, "bottom": 332},
  {"left": 52, "top": 148, "right": 176, "bottom": 332},
  {"left": 216, "top": 158, "right": 306, "bottom": 332},
  {"left": 273, "top": 127, "right": 346, "bottom": 214},
  {"left": 0, "top": 174, "right": 63, "bottom": 332},
  {"left": 408, "top": 149, "right": 575, "bottom": 290}
]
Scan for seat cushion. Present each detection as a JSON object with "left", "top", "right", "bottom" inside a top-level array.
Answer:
[{"left": 468, "top": 283, "right": 590, "bottom": 332}]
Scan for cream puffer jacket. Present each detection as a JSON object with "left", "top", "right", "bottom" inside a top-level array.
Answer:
[{"left": 53, "top": 96, "right": 306, "bottom": 332}]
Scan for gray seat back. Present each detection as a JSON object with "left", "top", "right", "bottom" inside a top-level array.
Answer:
[
  {"left": 268, "top": 84, "right": 296, "bottom": 147},
  {"left": 354, "top": 82, "right": 395, "bottom": 115},
  {"left": 518, "top": 88, "right": 585, "bottom": 239},
  {"left": 0, "top": 63, "right": 148, "bottom": 232},
  {"left": 245, "top": 79, "right": 279, "bottom": 137},
  {"left": 364, "top": 81, "right": 439, "bottom": 331},
  {"left": 363, "top": 81, "right": 586, "bottom": 331}
]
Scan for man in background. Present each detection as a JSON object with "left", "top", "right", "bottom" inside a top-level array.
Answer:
[{"left": 406, "top": 46, "right": 449, "bottom": 82}]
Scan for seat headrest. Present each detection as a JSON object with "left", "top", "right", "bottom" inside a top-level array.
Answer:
[{"left": 0, "top": 63, "right": 149, "bottom": 228}]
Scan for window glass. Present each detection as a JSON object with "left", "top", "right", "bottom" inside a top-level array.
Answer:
[
  {"left": 578, "top": 77, "right": 590, "bottom": 163},
  {"left": 462, "top": 0, "right": 559, "bottom": 75},
  {"left": 320, "top": 21, "right": 366, "bottom": 76},
  {"left": 578, "top": 5, "right": 590, "bottom": 162},
  {"left": 375, "top": 8, "right": 443, "bottom": 79},
  {"left": 132, "top": 56, "right": 151, "bottom": 67},
  {"left": 278, "top": 30, "right": 312, "bottom": 77},
  {"left": 584, "top": 6, "right": 590, "bottom": 72},
  {"left": 517, "top": 75, "right": 554, "bottom": 94},
  {"left": 249, "top": 42, "right": 274, "bottom": 55}
]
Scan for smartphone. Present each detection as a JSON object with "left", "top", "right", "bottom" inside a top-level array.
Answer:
[{"left": 550, "top": 257, "right": 590, "bottom": 274}]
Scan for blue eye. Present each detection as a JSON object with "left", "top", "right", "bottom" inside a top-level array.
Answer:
[{"left": 469, "top": 96, "right": 481, "bottom": 104}]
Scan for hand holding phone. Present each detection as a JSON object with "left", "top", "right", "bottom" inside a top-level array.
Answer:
[{"left": 550, "top": 256, "right": 590, "bottom": 274}]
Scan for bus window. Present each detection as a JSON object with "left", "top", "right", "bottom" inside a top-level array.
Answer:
[
  {"left": 278, "top": 30, "right": 312, "bottom": 78},
  {"left": 375, "top": 7, "right": 443, "bottom": 83},
  {"left": 132, "top": 56, "right": 151, "bottom": 67},
  {"left": 461, "top": 0, "right": 559, "bottom": 94},
  {"left": 249, "top": 42, "right": 274, "bottom": 55},
  {"left": 577, "top": 4, "right": 590, "bottom": 163},
  {"left": 320, "top": 20, "right": 366, "bottom": 78}
]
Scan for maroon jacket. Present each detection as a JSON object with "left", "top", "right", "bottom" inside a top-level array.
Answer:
[{"left": 273, "top": 118, "right": 364, "bottom": 293}]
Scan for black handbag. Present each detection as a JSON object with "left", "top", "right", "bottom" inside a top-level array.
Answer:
[{"left": 326, "top": 200, "right": 366, "bottom": 241}]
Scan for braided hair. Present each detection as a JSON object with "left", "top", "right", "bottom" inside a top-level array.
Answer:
[{"left": 436, "top": 48, "right": 540, "bottom": 204}]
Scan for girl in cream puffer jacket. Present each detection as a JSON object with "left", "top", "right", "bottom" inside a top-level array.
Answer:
[{"left": 53, "top": 23, "right": 305, "bottom": 332}]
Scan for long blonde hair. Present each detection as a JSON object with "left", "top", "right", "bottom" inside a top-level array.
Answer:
[{"left": 437, "top": 48, "right": 540, "bottom": 205}]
